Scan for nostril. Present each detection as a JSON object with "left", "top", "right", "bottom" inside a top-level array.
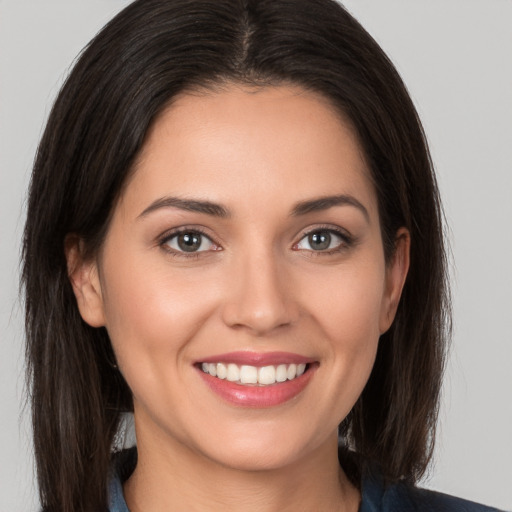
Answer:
[{"left": 220, "top": 260, "right": 300, "bottom": 334}]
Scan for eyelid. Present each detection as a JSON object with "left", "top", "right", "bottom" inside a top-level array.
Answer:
[
  {"left": 295, "top": 224, "right": 353, "bottom": 242},
  {"left": 292, "top": 224, "right": 354, "bottom": 252},
  {"left": 158, "top": 226, "right": 222, "bottom": 256},
  {"left": 156, "top": 223, "right": 354, "bottom": 258}
]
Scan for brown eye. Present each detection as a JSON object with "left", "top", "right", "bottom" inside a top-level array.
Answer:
[{"left": 177, "top": 232, "right": 202, "bottom": 252}]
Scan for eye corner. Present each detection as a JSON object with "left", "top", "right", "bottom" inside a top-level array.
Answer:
[
  {"left": 158, "top": 227, "right": 222, "bottom": 257},
  {"left": 293, "top": 226, "right": 355, "bottom": 255}
]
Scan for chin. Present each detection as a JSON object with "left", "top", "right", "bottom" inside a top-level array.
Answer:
[
  {"left": 192, "top": 422, "right": 332, "bottom": 473},
  {"left": 206, "top": 441, "right": 305, "bottom": 472}
]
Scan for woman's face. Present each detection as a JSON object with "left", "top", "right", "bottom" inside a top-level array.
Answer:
[{"left": 71, "top": 84, "right": 408, "bottom": 471}]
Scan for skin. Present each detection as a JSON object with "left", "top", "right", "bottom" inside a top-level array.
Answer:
[{"left": 68, "top": 84, "right": 409, "bottom": 512}]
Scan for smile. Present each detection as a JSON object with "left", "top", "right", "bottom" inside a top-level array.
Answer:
[
  {"left": 200, "top": 362, "right": 307, "bottom": 386},
  {"left": 196, "top": 352, "right": 317, "bottom": 407}
]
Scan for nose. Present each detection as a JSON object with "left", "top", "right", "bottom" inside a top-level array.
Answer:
[{"left": 221, "top": 249, "right": 299, "bottom": 336}]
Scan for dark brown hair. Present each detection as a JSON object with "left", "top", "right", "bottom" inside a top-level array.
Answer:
[{"left": 22, "top": 0, "right": 450, "bottom": 510}]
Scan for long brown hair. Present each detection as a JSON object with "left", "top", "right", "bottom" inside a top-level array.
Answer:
[{"left": 22, "top": 0, "right": 450, "bottom": 510}]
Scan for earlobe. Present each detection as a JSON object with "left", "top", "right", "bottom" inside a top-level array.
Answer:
[
  {"left": 379, "top": 228, "right": 410, "bottom": 334},
  {"left": 64, "top": 235, "right": 106, "bottom": 328}
]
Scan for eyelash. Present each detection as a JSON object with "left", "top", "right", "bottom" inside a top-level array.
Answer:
[
  {"left": 293, "top": 225, "right": 354, "bottom": 256},
  {"left": 158, "top": 227, "right": 218, "bottom": 259},
  {"left": 158, "top": 225, "right": 354, "bottom": 259}
]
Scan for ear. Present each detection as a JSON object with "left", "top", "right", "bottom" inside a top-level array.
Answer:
[
  {"left": 64, "top": 234, "right": 106, "bottom": 328},
  {"left": 379, "top": 228, "right": 410, "bottom": 334}
]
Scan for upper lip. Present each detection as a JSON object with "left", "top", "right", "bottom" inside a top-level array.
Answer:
[{"left": 197, "top": 351, "right": 314, "bottom": 366}]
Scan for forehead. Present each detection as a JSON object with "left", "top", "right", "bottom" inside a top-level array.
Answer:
[{"left": 121, "top": 84, "right": 377, "bottom": 220}]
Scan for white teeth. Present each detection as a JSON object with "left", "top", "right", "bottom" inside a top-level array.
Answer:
[
  {"left": 258, "top": 365, "right": 276, "bottom": 385},
  {"left": 275, "top": 364, "right": 288, "bottom": 382},
  {"left": 201, "top": 362, "right": 309, "bottom": 386},
  {"left": 287, "top": 363, "right": 297, "bottom": 380},
  {"left": 216, "top": 363, "right": 227, "bottom": 379},
  {"left": 240, "top": 365, "right": 258, "bottom": 384},
  {"left": 226, "top": 363, "right": 240, "bottom": 382}
]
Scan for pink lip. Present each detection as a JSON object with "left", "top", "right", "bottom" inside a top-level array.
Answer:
[
  {"left": 198, "top": 351, "right": 313, "bottom": 366},
  {"left": 195, "top": 352, "right": 317, "bottom": 408}
]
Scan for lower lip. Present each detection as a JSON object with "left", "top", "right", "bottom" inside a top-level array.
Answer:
[{"left": 197, "top": 365, "right": 316, "bottom": 408}]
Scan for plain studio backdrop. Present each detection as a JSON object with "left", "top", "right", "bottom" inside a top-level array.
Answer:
[{"left": 1, "top": 1, "right": 511, "bottom": 510}]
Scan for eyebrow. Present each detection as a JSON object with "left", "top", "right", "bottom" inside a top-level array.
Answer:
[
  {"left": 138, "top": 196, "right": 230, "bottom": 219},
  {"left": 137, "top": 194, "right": 369, "bottom": 221},
  {"left": 291, "top": 194, "right": 369, "bottom": 221}
]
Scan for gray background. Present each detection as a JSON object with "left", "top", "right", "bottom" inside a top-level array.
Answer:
[{"left": 1, "top": 1, "right": 511, "bottom": 510}]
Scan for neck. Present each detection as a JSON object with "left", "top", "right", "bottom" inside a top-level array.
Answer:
[{"left": 124, "top": 429, "right": 360, "bottom": 512}]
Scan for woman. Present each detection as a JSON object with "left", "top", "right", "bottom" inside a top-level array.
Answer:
[{"left": 22, "top": 0, "right": 502, "bottom": 511}]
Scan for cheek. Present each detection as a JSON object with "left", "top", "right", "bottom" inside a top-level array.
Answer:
[
  {"left": 99, "top": 252, "right": 220, "bottom": 382},
  {"left": 302, "top": 259, "right": 386, "bottom": 344},
  {"left": 298, "top": 258, "right": 385, "bottom": 406}
]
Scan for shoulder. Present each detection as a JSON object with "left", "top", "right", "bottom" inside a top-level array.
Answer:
[
  {"left": 360, "top": 471, "right": 503, "bottom": 512},
  {"left": 108, "top": 448, "right": 137, "bottom": 512}
]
